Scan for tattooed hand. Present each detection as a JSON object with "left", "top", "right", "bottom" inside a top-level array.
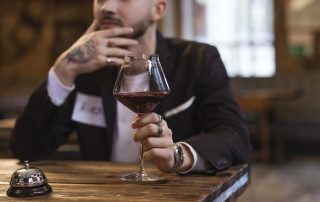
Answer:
[{"left": 53, "top": 21, "right": 138, "bottom": 86}]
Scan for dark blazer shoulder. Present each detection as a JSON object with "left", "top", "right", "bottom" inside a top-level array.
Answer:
[
  {"left": 161, "top": 37, "right": 225, "bottom": 82},
  {"left": 165, "top": 37, "right": 220, "bottom": 58}
]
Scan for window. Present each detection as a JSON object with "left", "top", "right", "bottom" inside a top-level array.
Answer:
[{"left": 181, "top": 0, "right": 275, "bottom": 77}]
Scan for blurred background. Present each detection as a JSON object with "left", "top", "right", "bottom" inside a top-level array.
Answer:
[{"left": 0, "top": 0, "right": 319, "bottom": 201}]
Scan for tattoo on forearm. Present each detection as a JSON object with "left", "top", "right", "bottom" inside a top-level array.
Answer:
[{"left": 66, "top": 40, "right": 96, "bottom": 64}]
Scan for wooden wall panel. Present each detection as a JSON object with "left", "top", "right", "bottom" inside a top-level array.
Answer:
[{"left": 0, "top": 0, "right": 92, "bottom": 90}]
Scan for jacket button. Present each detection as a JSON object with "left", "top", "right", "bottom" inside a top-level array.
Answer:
[{"left": 215, "top": 159, "right": 229, "bottom": 169}]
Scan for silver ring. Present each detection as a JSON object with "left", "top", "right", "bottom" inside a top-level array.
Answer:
[
  {"left": 106, "top": 57, "right": 113, "bottom": 64},
  {"left": 156, "top": 124, "right": 163, "bottom": 137},
  {"left": 157, "top": 114, "right": 163, "bottom": 124}
]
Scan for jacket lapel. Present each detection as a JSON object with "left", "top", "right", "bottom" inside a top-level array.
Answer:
[
  {"left": 156, "top": 32, "right": 174, "bottom": 81},
  {"left": 99, "top": 67, "right": 118, "bottom": 160},
  {"left": 155, "top": 32, "right": 175, "bottom": 115}
]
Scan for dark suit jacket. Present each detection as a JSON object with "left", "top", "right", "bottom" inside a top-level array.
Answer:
[{"left": 11, "top": 32, "right": 251, "bottom": 171}]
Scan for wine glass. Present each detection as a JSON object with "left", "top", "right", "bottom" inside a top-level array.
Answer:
[{"left": 113, "top": 54, "right": 170, "bottom": 182}]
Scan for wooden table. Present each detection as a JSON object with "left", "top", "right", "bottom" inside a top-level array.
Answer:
[
  {"left": 236, "top": 88, "right": 301, "bottom": 162},
  {"left": 0, "top": 118, "right": 15, "bottom": 130},
  {"left": 0, "top": 160, "right": 249, "bottom": 202}
]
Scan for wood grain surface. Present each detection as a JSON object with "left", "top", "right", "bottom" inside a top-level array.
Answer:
[{"left": 0, "top": 160, "right": 248, "bottom": 201}]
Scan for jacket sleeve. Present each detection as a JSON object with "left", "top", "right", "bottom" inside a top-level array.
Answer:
[
  {"left": 185, "top": 47, "right": 251, "bottom": 171},
  {"left": 10, "top": 79, "right": 75, "bottom": 161}
]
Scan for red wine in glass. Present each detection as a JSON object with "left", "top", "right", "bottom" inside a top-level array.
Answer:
[
  {"left": 113, "top": 54, "right": 170, "bottom": 183},
  {"left": 114, "top": 91, "right": 169, "bottom": 113}
]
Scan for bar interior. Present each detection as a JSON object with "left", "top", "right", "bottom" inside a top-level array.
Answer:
[{"left": 0, "top": 0, "right": 319, "bottom": 201}]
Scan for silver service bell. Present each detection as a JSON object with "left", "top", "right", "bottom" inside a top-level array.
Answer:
[{"left": 7, "top": 160, "right": 52, "bottom": 197}]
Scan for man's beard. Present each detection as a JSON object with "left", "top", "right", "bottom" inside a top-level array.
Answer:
[
  {"left": 98, "top": 14, "right": 153, "bottom": 39},
  {"left": 129, "top": 18, "right": 153, "bottom": 39}
]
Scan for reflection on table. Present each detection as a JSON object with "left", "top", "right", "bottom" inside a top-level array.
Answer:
[{"left": 0, "top": 159, "right": 249, "bottom": 201}]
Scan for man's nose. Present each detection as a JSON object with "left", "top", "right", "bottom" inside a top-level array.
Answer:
[{"left": 101, "top": 0, "right": 118, "bottom": 13}]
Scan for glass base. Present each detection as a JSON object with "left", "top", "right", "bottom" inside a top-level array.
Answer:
[{"left": 120, "top": 170, "right": 167, "bottom": 183}]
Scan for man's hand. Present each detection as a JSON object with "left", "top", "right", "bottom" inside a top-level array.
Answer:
[
  {"left": 131, "top": 113, "right": 194, "bottom": 173},
  {"left": 53, "top": 21, "right": 138, "bottom": 86}
]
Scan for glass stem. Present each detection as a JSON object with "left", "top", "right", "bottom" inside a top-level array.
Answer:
[{"left": 139, "top": 141, "right": 145, "bottom": 175}]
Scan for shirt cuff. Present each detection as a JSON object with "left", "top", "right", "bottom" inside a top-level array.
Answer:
[
  {"left": 47, "top": 67, "right": 75, "bottom": 106},
  {"left": 177, "top": 142, "right": 214, "bottom": 174}
]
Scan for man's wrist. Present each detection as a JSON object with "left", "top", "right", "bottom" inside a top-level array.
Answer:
[
  {"left": 173, "top": 143, "right": 193, "bottom": 173},
  {"left": 47, "top": 68, "right": 75, "bottom": 106},
  {"left": 53, "top": 62, "right": 76, "bottom": 87}
]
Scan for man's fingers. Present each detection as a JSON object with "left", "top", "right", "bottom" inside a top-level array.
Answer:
[
  {"left": 143, "top": 137, "right": 173, "bottom": 152},
  {"left": 104, "top": 57, "right": 124, "bottom": 67},
  {"left": 133, "top": 123, "right": 172, "bottom": 142},
  {"left": 132, "top": 113, "right": 167, "bottom": 129},
  {"left": 144, "top": 148, "right": 172, "bottom": 161},
  {"left": 143, "top": 148, "right": 174, "bottom": 173},
  {"left": 101, "top": 47, "right": 132, "bottom": 57},
  {"left": 105, "top": 38, "right": 138, "bottom": 48},
  {"left": 85, "top": 20, "right": 98, "bottom": 34}
]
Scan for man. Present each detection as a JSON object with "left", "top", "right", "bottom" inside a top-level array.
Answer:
[{"left": 11, "top": 0, "right": 251, "bottom": 174}]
